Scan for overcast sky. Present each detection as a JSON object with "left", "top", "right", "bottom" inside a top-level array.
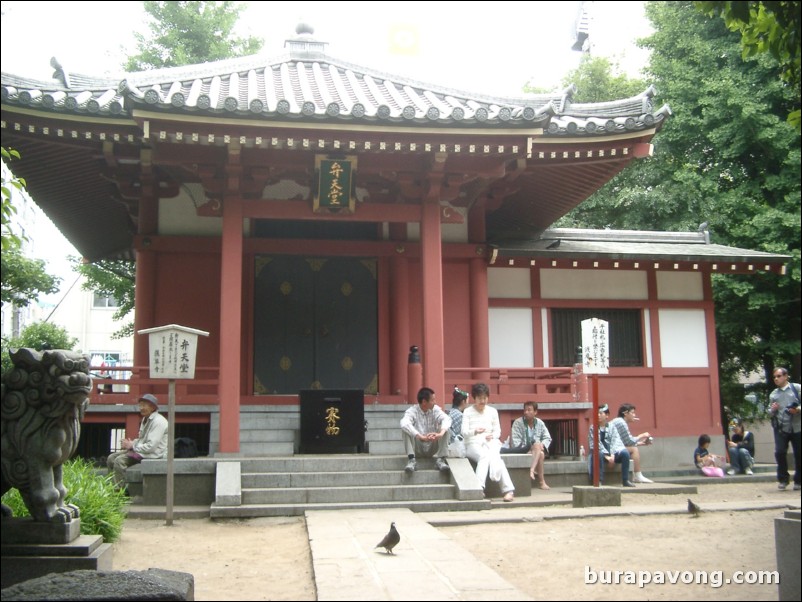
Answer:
[{"left": 1, "top": 1, "right": 650, "bottom": 95}]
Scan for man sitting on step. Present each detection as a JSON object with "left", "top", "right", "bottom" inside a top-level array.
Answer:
[
  {"left": 502, "top": 401, "right": 552, "bottom": 490},
  {"left": 400, "top": 387, "right": 452, "bottom": 474}
]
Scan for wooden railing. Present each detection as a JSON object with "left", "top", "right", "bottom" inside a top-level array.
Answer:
[
  {"left": 88, "top": 365, "right": 587, "bottom": 407},
  {"left": 88, "top": 365, "right": 220, "bottom": 407},
  {"left": 444, "top": 366, "right": 588, "bottom": 405}
]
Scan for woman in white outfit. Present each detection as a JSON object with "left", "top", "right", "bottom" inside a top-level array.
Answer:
[{"left": 461, "top": 382, "right": 515, "bottom": 502}]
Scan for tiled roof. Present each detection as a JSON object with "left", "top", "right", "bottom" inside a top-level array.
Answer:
[
  {"left": 0, "top": 27, "right": 674, "bottom": 262},
  {"left": 492, "top": 228, "right": 789, "bottom": 273},
  {"left": 2, "top": 42, "right": 670, "bottom": 134}
]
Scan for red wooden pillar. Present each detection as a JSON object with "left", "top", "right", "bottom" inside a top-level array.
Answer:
[
  {"left": 646, "top": 271, "right": 663, "bottom": 431},
  {"left": 125, "top": 413, "right": 140, "bottom": 439},
  {"left": 390, "top": 254, "right": 410, "bottom": 398},
  {"left": 133, "top": 174, "right": 158, "bottom": 398},
  {"left": 133, "top": 249, "right": 156, "bottom": 383},
  {"left": 469, "top": 257, "right": 490, "bottom": 371},
  {"left": 703, "top": 273, "right": 722, "bottom": 429},
  {"left": 468, "top": 200, "right": 489, "bottom": 376},
  {"left": 420, "top": 200, "right": 445, "bottom": 398},
  {"left": 218, "top": 197, "right": 243, "bottom": 453}
]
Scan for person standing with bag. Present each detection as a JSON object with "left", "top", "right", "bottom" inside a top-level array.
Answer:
[
  {"left": 106, "top": 393, "right": 168, "bottom": 490},
  {"left": 768, "top": 367, "right": 801, "bottom": 490}
]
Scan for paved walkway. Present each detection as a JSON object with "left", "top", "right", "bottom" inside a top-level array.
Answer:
[
  {"left": 306, "top": 483, "right": 800, "bottom": 602},
  {"left": 307, "top": 507, "right": 532, "bottom": 601}
]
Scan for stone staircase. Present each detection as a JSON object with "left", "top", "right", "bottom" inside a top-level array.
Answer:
[
  {"left": 208, "top": 405, "right": 407, "bottom": 456},
  {"left": 209, "top": 455, "right": 490, "bottom": 518},
  {"left": 127, "top": 403, "right": 782, "bottom": 519}
]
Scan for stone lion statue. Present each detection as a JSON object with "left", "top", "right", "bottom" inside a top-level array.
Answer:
[{"left": 1, "top": 348, "right": 91, "bottom": 522}]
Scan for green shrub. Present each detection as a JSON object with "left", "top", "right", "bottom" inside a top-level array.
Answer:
[{"left": 0, "top": 457, "right": 129, "bottom": 542}]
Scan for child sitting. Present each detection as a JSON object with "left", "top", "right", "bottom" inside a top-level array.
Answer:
[{"left": 694, "top": 434, "right": 725, "bottom": 476}]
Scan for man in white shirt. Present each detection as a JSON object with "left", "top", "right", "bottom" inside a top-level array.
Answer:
[
  {"left": 608, "top": 403, "right": 653, "bottom": 484},
  {"left": 400, "top": 387, "right": 452, "bottom": 473}
]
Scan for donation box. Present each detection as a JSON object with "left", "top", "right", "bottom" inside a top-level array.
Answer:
[{"left": 300, "top": 389, "right": 365, "bottom": 453}]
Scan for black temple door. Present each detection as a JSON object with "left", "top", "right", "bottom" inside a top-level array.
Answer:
[{"left": 253, "top": 256, "right": 377, "bottom": 394}]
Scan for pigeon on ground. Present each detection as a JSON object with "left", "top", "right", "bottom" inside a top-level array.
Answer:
[
  {"left": 687, "top": 498, "right": 701, "bottom": 517},
  {"left": 375, "top": 521, "right": 400, "bottom": 554}
]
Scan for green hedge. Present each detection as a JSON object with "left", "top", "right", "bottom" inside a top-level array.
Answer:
[{"left": 1, "top": 456, "right": 129, "bottom": 542}]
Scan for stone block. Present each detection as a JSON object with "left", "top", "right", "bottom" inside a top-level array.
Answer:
[
  {"left": 1, "top": 535, "right": 112, "bottom": 589},
  {"left": 571, "top": 485, "right": 622, "bottom": 508},
  {"left": 1, "top": 517, "right": 81, "bottom": 545},
  {"left": 0, "top": 568, "right": 193, "bottom": 601},
  {"left": 215, "top": 461, "right": 242, "bottom": 506},
  {"left": 775, "top": 515, "right": 801, "bottom": 601},
  {"left": 445, "top": 458, "right": 484, "bottom": 501}
]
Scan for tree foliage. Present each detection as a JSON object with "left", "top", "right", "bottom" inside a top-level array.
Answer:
[
  {"left": 125, "top": 1, "right": 263, "bottom": 71},
  {"left": 0, "top": 239, "right": 60, "bottom": 308},
  {"left": 1, "top": 149, "right": 60, "bottom": 312},
  {"left": 93, "top": 1, "right": 264, "bottom": 336},
  {"left": 560, "top": 55, "right": 647, "bottom": 102},
  {"left": 75, "top": 259, "right": 137, "bottom": 339},
  {"left": 1, "top": 321, "right": 77, "bottom": 376},
  {"left": 1, "top": 147, "right": 26, "bottom": 251},
  {"left": 696, "top": 1, "right": 801, "bottom": 128},
  {"left": 523, "top": 54, "right": 646, "bottom": 100},
  {"left": 558, "top": 1, "right": 801, "bottom": 418}
]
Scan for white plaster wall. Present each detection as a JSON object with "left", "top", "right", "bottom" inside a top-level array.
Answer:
[
  {"left": 540, "top": 269, "right": 647, "bottom": 299},
  {"left": 489, "top": 307, "right": 534, "bottom": 367},
  {"left": 440, "top": 208, "right": 468, "bottom": 243},
  {"left": 658, "top": 308, "right": 708, "bottom": 367},
  {"left": 159, "top": 184, "right": 222, "bottom": 236},
  {"left": 656, "top": 271, "right": 704, "bottom": 300},
  {"left": 488, "top": 267, "right": 531, "bottom": 298}
]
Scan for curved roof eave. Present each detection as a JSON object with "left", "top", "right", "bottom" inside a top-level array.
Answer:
[{"left": 2, "top": 49, "right": 669, "bottom": 135}]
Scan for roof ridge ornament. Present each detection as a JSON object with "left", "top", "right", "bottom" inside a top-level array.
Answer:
[
  {"left": 285, "top": 22, "right": 328, "bottom": 55},
  {"left": 50, "top": 57, "right": 71, "bottom": 89}
]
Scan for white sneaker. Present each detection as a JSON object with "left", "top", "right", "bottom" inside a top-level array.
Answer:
[
  {"left": 632, "top": 475, "right": 654, "bottom": 484},
  {"left": 745, "top": 468, "right": 753, "bottom": 475},
  {"left": 726, "top": 469, "right": 736, "bottom": 476}
]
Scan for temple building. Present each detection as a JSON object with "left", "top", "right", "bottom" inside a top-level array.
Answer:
[{"left": 1, "top": 25, "right": 788, "bottom": 465}]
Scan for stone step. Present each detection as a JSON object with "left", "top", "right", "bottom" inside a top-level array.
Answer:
[
  {"left": 236, "top": 442, "right": 295, "bottom": 455},
  {"left": 365, "top": 428, "right": 402, "bottom": 441},
  {"left": 209, "top": 497, "right": 491, "bottom": 518},
  {"left": 210, "top": 429, "right": 297, "bottom": 443},
  {"left": 366, "top": 441, "right": 405, "bottom": 454},
  {"left": 242, "top": 469, "right": 448, "bottom": 488},
  {"left": 242, "top": 483, "right": 456, "bottom": 505},
  {"left": 238, "top": 454, "right": 422, "bottom": 472},
  {"left": 211, "top": 416, "right": 301, "bottom": 430}
]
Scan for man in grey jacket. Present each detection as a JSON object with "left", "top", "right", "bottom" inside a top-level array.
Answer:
[
  {"left": 769, "top": 367, "right": 801, "bottom": 491},
  {"left": 106, "top": 393, "right": 168, "bottom": 490}
]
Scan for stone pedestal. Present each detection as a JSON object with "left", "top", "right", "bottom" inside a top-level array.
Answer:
[
  {"left": 775, "top": 509, "right": 801, "bottom": 602},
  {"left": 1, "top": 518, "right": 113, "bottom": 589},
  {"left": 571, "top": 485, "right": 622, "bottom": 508}
]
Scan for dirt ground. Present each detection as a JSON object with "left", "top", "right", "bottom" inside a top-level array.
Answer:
[{"left": 112, "top": 481, "right": 799, "bottom": 601}]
